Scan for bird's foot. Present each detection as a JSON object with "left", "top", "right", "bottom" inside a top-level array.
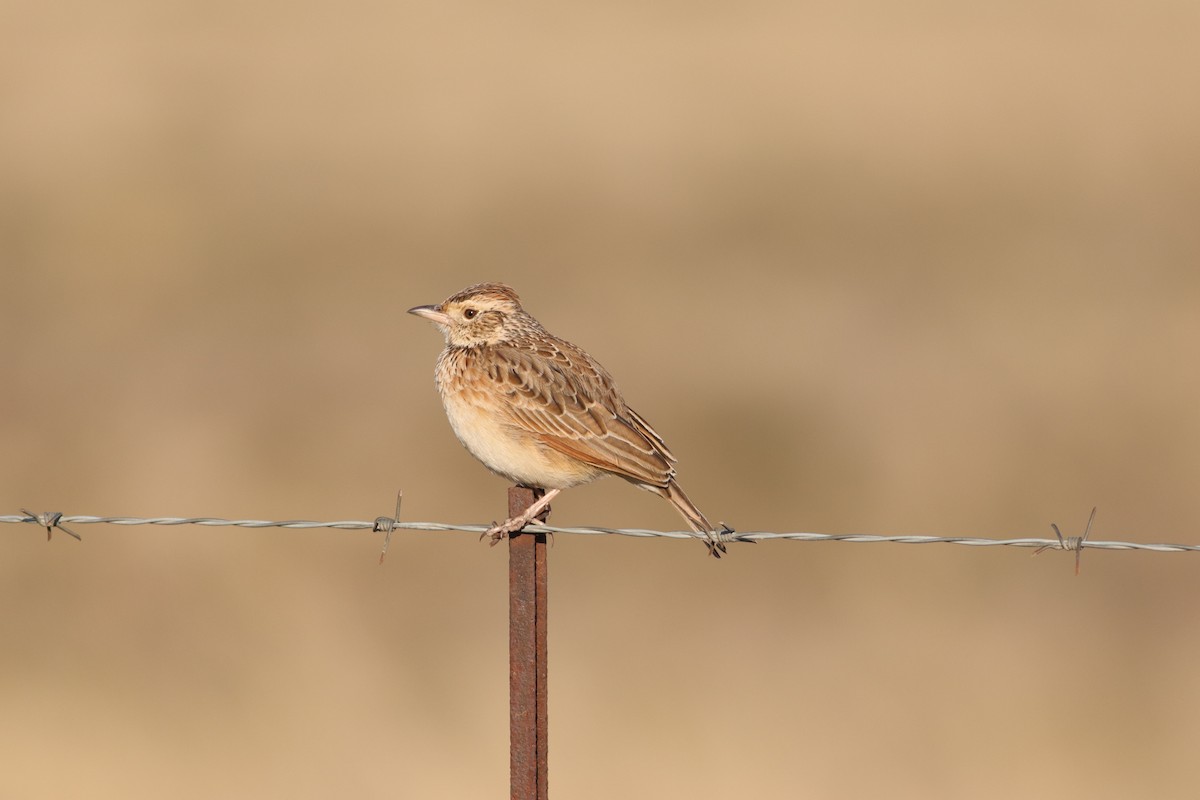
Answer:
[
  {"left": 481, "top": 516, "right": 526, "bottom": 546},
  {"left": 481, "top": 501, "right": 552, "bottom": 547}
]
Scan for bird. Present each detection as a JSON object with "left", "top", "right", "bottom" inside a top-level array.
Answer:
[{"left": 408, "top": 282, "right": 733, "bottom": 557}]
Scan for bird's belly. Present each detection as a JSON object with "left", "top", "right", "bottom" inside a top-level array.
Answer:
[{"left": 440, "top": 390, "right": 603, "bottom": 489}]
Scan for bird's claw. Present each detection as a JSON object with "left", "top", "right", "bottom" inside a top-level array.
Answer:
[
  {"left": 481, "top": 520, "right": 504, "bottom": 546},
  {"left": 482, "top": 517, "right": 526, "bottom": 546}
]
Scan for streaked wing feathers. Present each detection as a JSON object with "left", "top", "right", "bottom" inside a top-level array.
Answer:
[{"left": 491, "top": 342, "right": 675, "bottom": 487}]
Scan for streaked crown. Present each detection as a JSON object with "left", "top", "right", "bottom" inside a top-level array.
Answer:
[{"left": 444, "top": 282, "right": 523, "bottom": 308}]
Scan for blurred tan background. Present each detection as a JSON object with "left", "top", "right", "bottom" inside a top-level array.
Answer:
[{"left": 3, "top": 1, "right": 1200, "bottom": 797}]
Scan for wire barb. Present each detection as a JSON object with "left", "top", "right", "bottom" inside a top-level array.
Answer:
[
  {"left": 717, "top": 522, "right": 753, "bottom": 545},
  {"left": 20, "top": 509, "right": 82, "bottom": 542},
  {"left": 1037, "top": 506, "right": 1097, "bottom": 575},
  {"left": 373, "top": 490, "right": 404, "bottom": 564}
]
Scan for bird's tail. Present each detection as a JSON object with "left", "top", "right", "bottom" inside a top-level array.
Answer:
[{"left": 662, "top": 480, "right": 732, "bottom": 558}]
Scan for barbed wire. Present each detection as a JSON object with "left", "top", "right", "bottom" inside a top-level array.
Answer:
[{"left": 5, "top": 503, "right": 1199, "bottom": 573}]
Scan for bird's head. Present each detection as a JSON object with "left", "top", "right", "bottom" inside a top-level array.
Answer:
[{"left": 407, "top": 282, "right": 528, "bottom": 347}]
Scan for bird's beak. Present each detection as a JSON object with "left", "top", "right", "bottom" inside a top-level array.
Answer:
[{"left": 407, "top": 304, "right": 452, "bottom": 327}]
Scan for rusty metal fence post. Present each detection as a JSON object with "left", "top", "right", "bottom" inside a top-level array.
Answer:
[{"left": 508, "top": 486, "right": 549, "bottom": 800}]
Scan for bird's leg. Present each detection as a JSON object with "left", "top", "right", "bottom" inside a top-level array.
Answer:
[{"left": 483, "top": 488, "right": 560, "bottom": 546}]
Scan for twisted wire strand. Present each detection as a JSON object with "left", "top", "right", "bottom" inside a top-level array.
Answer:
[{"left": 3, "top": 513, "right": 1198, "bottom": 553}]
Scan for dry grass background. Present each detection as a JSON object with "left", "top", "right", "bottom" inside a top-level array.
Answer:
[{"left": 3, "top": 1, "right": 1200, "bottom": 798}]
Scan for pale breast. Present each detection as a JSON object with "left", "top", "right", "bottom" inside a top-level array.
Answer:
[{"left": 435, "top": 347, "right": 606, "bottom": 489}]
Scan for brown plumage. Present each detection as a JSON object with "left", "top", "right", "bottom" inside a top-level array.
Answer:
[{"left": 408, "top": 282, "right": 730, "bottom": 556}]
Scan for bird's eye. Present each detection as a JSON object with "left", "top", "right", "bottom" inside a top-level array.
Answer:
[{"left": 463, "top": 308, "right": 478, "bottom": 320}]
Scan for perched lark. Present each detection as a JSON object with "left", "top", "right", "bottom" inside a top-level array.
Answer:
[{"left": 408, "top": 282, "right": 732, "bottom": 557}]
